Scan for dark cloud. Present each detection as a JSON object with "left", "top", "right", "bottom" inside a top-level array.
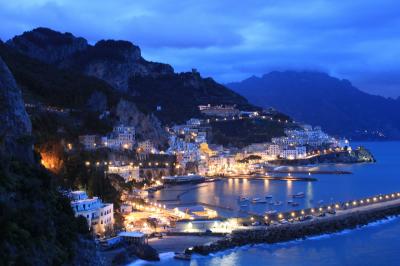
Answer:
[{"left": 0, "top": 0, "right": 399, "bottom": 97}]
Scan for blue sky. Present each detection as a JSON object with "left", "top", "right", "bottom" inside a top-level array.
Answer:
[{"left": 1, "top": 0, "right": 399, "bottom": 97}]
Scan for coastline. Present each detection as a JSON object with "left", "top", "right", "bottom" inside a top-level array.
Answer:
[{"left": 187, "top": 197, "right": 400, "bottom": 255}]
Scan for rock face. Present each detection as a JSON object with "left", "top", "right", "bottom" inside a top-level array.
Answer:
[
  {"left": 7, "top": 28, "right": 173, "bottom": 92},
  {"left": 7, "top": 27, "right": 88, "bottom": 64},
  {"left": 0, "top": 56, "right": 33, "bottom": 162},
  {"left": 115, "top": 99, "right": 168, "bottom": 147},
  {"left": 69, "top": 40, "right": 173, "bottom": 92}
]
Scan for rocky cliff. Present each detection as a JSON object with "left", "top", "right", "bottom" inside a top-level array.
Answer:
[
  {"left": 0, "top": 56, "right": 33, "bottom": 162},
  {"left": 6, "top": 27, "right": 251, "bottom": 116},
  {"left": 7, "top": 27, "right": 88, "bottom": 64},
  {"left": 7, "top": 28, "right": 173, "bottom": 92}
]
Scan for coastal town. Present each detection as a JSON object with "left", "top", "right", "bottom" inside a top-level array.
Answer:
[
  {"left": 46, "top": 103, "right": 376, "bottom": 261},
  {"left": 2, "top": 12, "right": 400, "bottom": 265}
]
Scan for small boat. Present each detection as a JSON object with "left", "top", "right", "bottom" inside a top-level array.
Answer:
[
  {"left": 274, "top": 201, "right": 283, "bottom": 206},
  {"left": 174, "top": 252, "right": 191, "bottom": 260},
  {"left": 252, "top": 198, "right": 267, "bottom": 204},
  {"left": 265, "top": 210, "right": 277, "bottom": 215},
  {"left": 265, "top": 195, "right": 273, "bottom": 199},
  {"left": 318, "top": 200, "right": 324, "bottom": 204},
  {"left": 268, "top": 201, "right": 275, "bottom": 205},
  {"left": 291, "top": 202, "right": 300, "bottom": 207},
  {"left": 287, "top": 200, "right": 294, "bottom": 204},
  {"left": 240, "top": 204, "right": 249, "bottom": 207},
  {"left": 292, "top": 192, "right": 305, "bottom": 198},
  {"left": 252, "top": 197, "right": 266, "bottom": 203}
]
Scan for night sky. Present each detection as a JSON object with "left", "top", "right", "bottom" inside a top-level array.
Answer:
[{"left": 1, "top": 0, "right": 399, "bottom": 97}]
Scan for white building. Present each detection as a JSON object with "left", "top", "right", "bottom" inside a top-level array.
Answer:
[
  {"left": 281, "top": 146, "right": 307, "bottom": 160},
  {"left": 69, "top": 191, "right": 114, "bottom": 235},
  {"left": 102, "top": 125, "right": 135, "bottom": 150},
  {"left": 268, "top": 144, "right": 281, "bottom": 157},
  {"left": 108, "top": 164, "right": 141, "bottom": 182}
]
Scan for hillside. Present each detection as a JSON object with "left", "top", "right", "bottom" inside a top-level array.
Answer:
[
  {"left": 0, "top": 55, "right": 96, "bottom": 265},
  {"left": 6, "top": 28, "right": 253, "bottom": 125},
  {"left": 227, "top": 71, "right": 400, "bottom": 140}
]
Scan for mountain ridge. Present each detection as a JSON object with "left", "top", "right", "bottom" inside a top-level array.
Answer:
[{"left": 227, "top": 71, "right": 400, "bottom": 139}]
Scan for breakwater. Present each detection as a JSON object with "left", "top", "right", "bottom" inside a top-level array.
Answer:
[{"left": 187, "top": 192, "right": 400, "bottom": 255}]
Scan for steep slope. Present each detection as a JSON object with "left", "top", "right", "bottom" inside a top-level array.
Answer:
[
  {"left": 0, "top": 56, "right": 32, "bottom": 162},
  {"left": 0, "top": 56, "right": 96, "bottom": 265},
  {"left": 227, "top": 71, "right": 400, "bottom": 139},
  {"left": 6, "top": 27, "right": 88, "bottom": 64},
  {"left": 7, "top": 28, "right": 254, "bottom": 124}
]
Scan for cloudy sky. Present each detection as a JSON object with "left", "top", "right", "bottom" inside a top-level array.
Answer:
[{"left": 1, "top": 0, "right": 399, "bottom": 97}]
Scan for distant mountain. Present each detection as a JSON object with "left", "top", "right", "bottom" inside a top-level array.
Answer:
[
  {"left": 6, "top": 28, "right": 254, "bottom": 124},
  {"left": 227, "top": 71, "right": 400, "bottom": 139}
]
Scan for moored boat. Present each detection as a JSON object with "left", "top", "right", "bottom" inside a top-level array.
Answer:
[{"left": 292, "top": 192, "right": 305, "bottom": 198}]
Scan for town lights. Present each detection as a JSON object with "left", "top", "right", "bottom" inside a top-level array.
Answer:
[
  {"left": 373, "top": 197, "right": 377, "bottom": 202},
  {"left": 311, "top": 209, "right": 315, "bottom": 213},
  {"left": 291, "top": 212, "right": 296, "bottom": 217},
  {"left": 85, "top": 161, "right": 90, "bottom": 166},
  {"left": 301, "top": 210, "right": 305, "bottom": 215},
  {"left": 319, "top": 207, "right": 323, "bottom": 212},
  {"left": 278, "top": 214, "right": 283, "bottom": 219},
  {"left": 335, "top": 204, "right": 340, "bottom": 208},
  {"left": 366, "top": 199, "right": 370, "bottom": 203},
  {"left": 250, "top": 217, "right": 254, "bottom": 221},
  {"left": 352, "top": 201, "right": 357, "bottom": 206},
  {"left": 264, "top": 216, "right": 269, "bottom": 220}
]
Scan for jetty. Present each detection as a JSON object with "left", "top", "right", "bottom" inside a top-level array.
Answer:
[
  {"left": 187, "top": 192, "right": 400, "bottom": 255},
  {"left": 220, "top": 174, "right": 317, "bottom": 182}
]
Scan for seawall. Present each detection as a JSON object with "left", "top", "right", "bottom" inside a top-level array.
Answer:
[{"left": 188, "top": 195, "right": 400, "bottom": 255}]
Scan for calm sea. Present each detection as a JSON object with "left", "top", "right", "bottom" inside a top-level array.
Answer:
[{"left": 133, "top": 141, "right": 400, "bottom": 266}]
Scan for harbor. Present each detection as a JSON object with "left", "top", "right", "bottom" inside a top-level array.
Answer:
[{"left": 188, "top": 191, "right": 400, "bottom": 256}]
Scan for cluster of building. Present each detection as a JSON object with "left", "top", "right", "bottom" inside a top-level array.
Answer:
[
  {"left": 79, "top": 124, "right": 136, "bottom": 150},
  {"left": 166, "top": 118, "right": 351, "bottom": 176}
]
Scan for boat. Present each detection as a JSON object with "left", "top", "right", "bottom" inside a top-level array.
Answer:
[
  {"left": 318, "top": 200, "right": 324, "bottom": 204},
  {"left": 287, "top": 200, "right": 294, "bottom": 204},
  {"left": 252, "top": 198, "right": 267, "bottom": 204},
  {"left": 274, "top": 201, "right": 283, "bottom": 206},
  {"left": 292, "top": 192, "right": 305, "bottom": 198},
  {"left": 240, "top": 204, "right": 249, "bottom": 207},
  {"left": 265, "top": 195, "right": 273, "bottom": 199},
  {"left": 291, "top": 202, "right": 300, "bottom": 207},
  {"left": 174, "top": 252, "right": 191, "bottom": 260},
  {"left": 162, "top": 174, "right": 205, "bottom": 184},
  {"left": 265, "top": 210, "right": 277, "bottom": 215}
]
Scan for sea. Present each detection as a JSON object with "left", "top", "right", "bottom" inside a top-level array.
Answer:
[{"left": 130, "top": 141, "right": 400, "bottom": 266}]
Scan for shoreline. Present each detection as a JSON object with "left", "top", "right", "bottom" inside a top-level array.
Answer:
[{"left": 187, "top": 196, "right": 400, "bottom": 255}]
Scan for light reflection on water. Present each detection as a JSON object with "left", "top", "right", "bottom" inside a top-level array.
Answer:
[
  {"left": 137, "top": 142, "right": 400, "bottom": 266},
  {"left": 155, "top": 142, "right": 400, "bottom": 217}
]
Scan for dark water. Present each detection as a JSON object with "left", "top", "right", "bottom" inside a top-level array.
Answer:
[{"left": 133, "top": 142, "right": 400, "bottom": 266}]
